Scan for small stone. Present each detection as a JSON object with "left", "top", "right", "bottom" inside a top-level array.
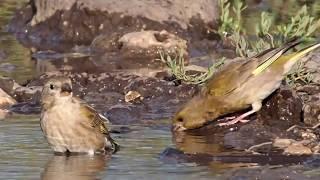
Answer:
[
  {"left": 303, "top": 100, "right": 320, "bottom": 126},
  {"left": 99, "top": 23, "right": 104, "bottom": 30},
  {"left": 301, "top": 131, "right": 317, "bottom": 141},
  {"left": 284, "top": 143, "right": 312, "bottom": 155},
  {"left": 125, "top": 90, "right": 142, "bottom": 102},
  {"left": 81, "top": 72, "right": 88, "bottom": 78},
  {"left": 273, "top": 138, "right": 294, "bottom": 149},
  {"left": 0, "top": 76, "right": 21, "bottom": 95},
  {"left": 14, "top": 86, "right": 42, "bottom": 102},
  {"left": 311, "top": 145, "right": 320, "bottom": 153},
  {"left": 0, "top": 88, "right": 16, "bottom": 119},
  {"left": 117, "top": 30, "right": 188, "bottom": 64},
  {"left": 0, "top": 88, "right": 16, "bottom": 107}
]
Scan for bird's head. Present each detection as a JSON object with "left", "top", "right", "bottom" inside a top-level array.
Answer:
[
  {"left": 41, "top": 76, "right": 73, "bottom": 108},
  {"left": 172, "top": 94, "right": 221, "bottom": 131}
]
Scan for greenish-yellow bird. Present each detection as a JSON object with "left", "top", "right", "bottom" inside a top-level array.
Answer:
[
  {"left": 40, "top": 76, "right": 119, "bottom": 154},
  {"left": 173, "top": 39, "right": 320, "bottom": 131}
]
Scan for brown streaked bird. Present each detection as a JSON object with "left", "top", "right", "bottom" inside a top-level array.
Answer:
[
  {"left": 173, "top": 39, "right": 320, "bottom": 131},
  {"left": 40, "top": 76, "right": 119, "bottom": 154}
]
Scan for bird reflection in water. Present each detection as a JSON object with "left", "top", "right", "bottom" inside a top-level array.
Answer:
[
  {"left": 172, "top": 129, "right": 226, "bottom": 155},
  {"left": 41, "top": 154, "right": 111, "bottom": 180}
]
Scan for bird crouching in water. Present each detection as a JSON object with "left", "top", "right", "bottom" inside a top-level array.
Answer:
[
  {"left": 173, "top": 39, "right": 320, "bottom": 131},
  {"left": 40, "top": 76, "right": 119, "bottom": 154}
]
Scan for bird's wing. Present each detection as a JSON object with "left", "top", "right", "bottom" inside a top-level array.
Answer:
[
  {"left": 80, "top": 103, "right": 110, "bottom": 134},
  {"left": 203, "top": 58, "right": 257, "bottom": 96},
  {"left": 75, "top": 98, "right": 119, "bottom": 153},
  {"left": 203, "top": 39, "right": 302, "bottom": 96},
  {"left": 252, "top": 38, "right": 302, "bottom": 75}
]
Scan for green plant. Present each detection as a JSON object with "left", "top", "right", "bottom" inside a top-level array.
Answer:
[
  {"left": 218, "top": 0, "right": 234, "bottom": 38},
  {"left": 159, "top": 51, "right": 225, "bottom": 84},
  {"left": 218, "top": 1, "right": 320, "bottom": 57},
  {"left": 285, "top": 61, "right": 314, "bottom": 86},
  {"left": 276, "top": 5, "right": 320, "bottom": 45},
  {"left": 217, "top": 1, "right": 319, "bottom": 86}
]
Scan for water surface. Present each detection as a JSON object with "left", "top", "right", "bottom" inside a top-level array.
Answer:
[{"left": 0, "top": 115, "right": 212, "bottom": 180}]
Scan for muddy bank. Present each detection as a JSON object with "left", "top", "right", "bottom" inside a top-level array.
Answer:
[
  {"left": 1, "top": 70, "right": 199, "bottom": 124},
  {"left": 1, "top": 49, "right": 320, "bottom": 155},
  {"left": 2, "top": 64, "right": 320, "bottom": 156}
]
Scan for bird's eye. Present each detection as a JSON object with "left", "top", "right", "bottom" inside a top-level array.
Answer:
[
  {"left": 49, "top": 84, "right": 54, "bottom": 90},
  {"left": 177, "top": 117, "right": 184, "bottom": 122}
]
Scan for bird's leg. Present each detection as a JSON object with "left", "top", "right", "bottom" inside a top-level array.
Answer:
[
  {"left": 223, "top": 116, "right": 236, "bottom": 120},
  {"left": 217, "top": 116, "right": 236, "bottom": 123},
  {"left": 217, "top": 102, "right": 262, "bottom": 126}
]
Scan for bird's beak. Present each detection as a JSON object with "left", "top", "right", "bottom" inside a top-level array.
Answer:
[
  {"left": 61, "top": 83, "right": 72, "bottom": 95},
  {"left": 172, "top": 123, "right": 187, "bottom": 131}
]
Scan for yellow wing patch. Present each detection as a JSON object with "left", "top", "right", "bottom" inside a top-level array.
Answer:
[
  {"left": 287, "top": 43, "right": 320, "bottom": 63},
  {"left": 252, "top": 41, "right": 320, "bottom": 76},
  {"left": 252, "top": 48, "right": 287, "bottom": 76}
]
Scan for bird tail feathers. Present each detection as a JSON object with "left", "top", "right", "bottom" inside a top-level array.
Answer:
[{"left": 287, "top": 42, "right": 320, "bottom": 64}]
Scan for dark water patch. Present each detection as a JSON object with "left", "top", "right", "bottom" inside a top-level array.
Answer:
[{"left": 160, "top": 147, "right": 313, "bottom": 166}]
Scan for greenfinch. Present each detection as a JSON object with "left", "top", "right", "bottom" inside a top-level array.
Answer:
[
  {"left": 40, "top": 76, "right": 119, "bottom": 154},
  {"left": 173, "top": 39, "right": 320, "bottom": 131}
]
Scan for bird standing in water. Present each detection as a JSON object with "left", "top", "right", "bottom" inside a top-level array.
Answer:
[
  {"left": 173, "top": 39, "right": 320, "bottom": 131},
  {"left": 40, "top": 76, "right": 119, "bottom": 154}
]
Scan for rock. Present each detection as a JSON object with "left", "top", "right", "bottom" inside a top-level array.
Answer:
[
  {"left": 104, "top": 104, "right": 142, "bottom": 124},
  {"left": 119, "top": 30, "right": 186, "bottom": 50},
  {"left": 312, "top": 145, "right": 320, "bottom": 153},
  {"left": 167, "top": 86, "right": 313, "bottom": 152},
  {"left": 0, "top": 88, "right": 16, "bottom": 119},
  {"left": 294, "top": 51, "right": 320, "bottom": 126},
  {"left": 124, "top": 90, "right": 142, "bottom": 103},
  {"left": 284, "top": 143, "right": 312, "bottom": 155},
  {"left": 159, "top": 148, "right": 189, "bottom": 164},
  {"left": 83, "top": 91, "right": 123, "bottom": 108},
  {"left": 257, "top": 86, "right": 303, "bottom": 129},
  {"left": 301, "top": 131, "right": 317, "bottom": 141},
  {"left": 296, "top": 85, "right": 320, "bottom": 127},
  {"left": 14, "top": 86, "right": 42, "bottom": 103},
  {"left": 223, "top": 122, "right": 275, "bottom": 151},
  {"left": 0, "top": 88, "right": 16, "bottom": 108},
  {"left": 30, "top": 0, "right": 219, "bottom": 29},
  {"left": 10, "top": 102, "right": 41, "bottom": 114},
  {"left": 116, "top": 30, "right": 188, "bottom": 62},
  {"left": 0, "top": 76, "right": 21, "bottom": 95},
  {"left": 90, "top": 35, "right": 220, "bottom": 69},
  {"left": 9, "top": 0, "right": 219, "bottom": 48},
  {"left": 273, "top": 138, "right": 294, "bottom": 149}
]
